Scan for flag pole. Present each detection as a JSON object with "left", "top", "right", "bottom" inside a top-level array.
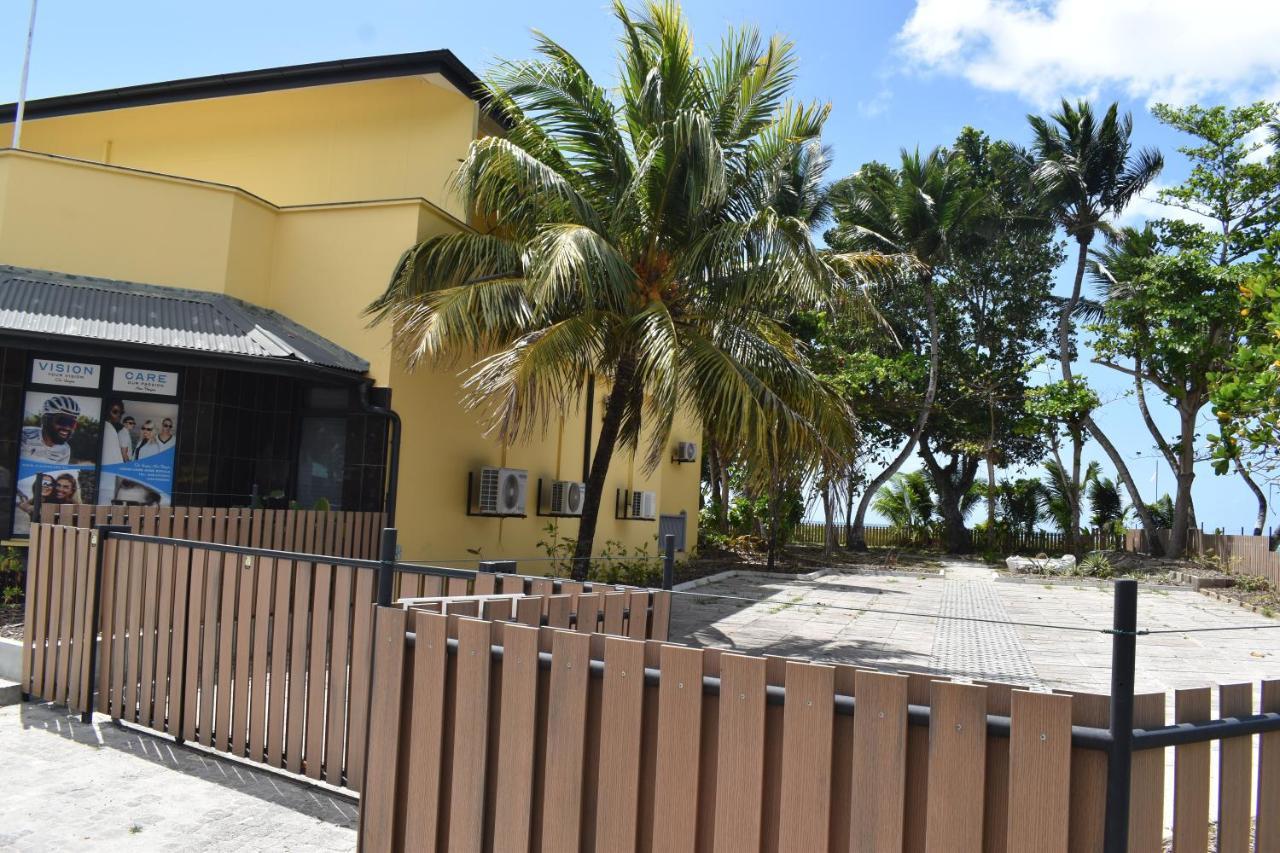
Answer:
[{"left": 11, "top": 0, "right": 40, "bottom": 149}]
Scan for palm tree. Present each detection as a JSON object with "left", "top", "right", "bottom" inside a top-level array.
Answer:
[
  {"left": 367, "top": 3, "right": 855, "bottom": 577},
  {"left": 872, "top": 470, "right": 935, "bottom": 546},
  {"left": 1043, "top": 459, "right": 1099, "bottom": 537},
  {"left": 1028, "top": 99, "right": 1165, "bottom": 552},
  {"left": 997, "top": 478, "right": 1046, "bottom": 537},
  {"left": 1086, "top": 475, "right": 1126, "bottom": 534},
  {"left": 828, "top": 148, "right": 988, "bottom": 550}
]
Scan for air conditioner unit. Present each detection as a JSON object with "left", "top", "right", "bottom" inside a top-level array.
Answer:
[
  {"left": 672, "top": 441, "right": 697, "bottom": 463},
  {"left": 476, "top": 466, "right": 528, "bottom": 515},
  {"left": 550, "top": 480, "right": 586, "bottom": 516},
  {"left": 630, "top": 490, "right": 657, "bottom": 520}
]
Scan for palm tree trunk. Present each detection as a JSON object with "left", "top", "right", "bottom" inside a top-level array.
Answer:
[
  {"left": 573, "top": 356, "right": 636, "bottom": 579},
  {"left": 844, "top": 470, "right": 856, "bottom": 549},
  {"left": 1060, "top": 235, "right": 1164, "bottom": 555},
  {"left": 849, "top": 280, "right": 940, "bottom": 550},
  {"left": 1236, "top": 459, "right": 1266, "bottom": 536},
  {"left": 1069, "top": 427, "right": 1082, "bottom": 552}
]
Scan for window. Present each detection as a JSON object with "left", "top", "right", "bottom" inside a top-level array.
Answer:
[{"left": 295, "top": 417, "right": 346, "bottom": 510}]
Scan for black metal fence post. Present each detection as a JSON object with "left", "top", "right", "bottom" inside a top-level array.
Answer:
[
  {"left": 1102, "top": 578, "right": 1138, "bottom": 853},
  {"left": 83, "top": 525, "right": 129, "bottom": 723},
  {"left": 377, "top": 528, "right": 397, "bottom": 607},
  {"left": 662, "top": 534, "right": 675, "bottom": 590}
]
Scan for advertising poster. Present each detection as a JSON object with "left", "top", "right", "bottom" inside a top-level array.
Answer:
[
  {"left": 99, "top": 397, "right": 178, "bottom": 507},
  {"left": 14, "top": 390, "right": 103, "bottom": 534}
]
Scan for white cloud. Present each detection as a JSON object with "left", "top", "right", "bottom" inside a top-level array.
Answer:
[{"left": 898, "top": 0, "right": 1280, "bottom": 106}]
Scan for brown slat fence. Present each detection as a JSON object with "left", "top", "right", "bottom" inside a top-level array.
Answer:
[
  {"left": 1127, "top": 527, "right": 1280, "bottom": 587},
  {"left": 360, "top": 607, "right": 1280, "bottom": 852},
  {"left": 37, "top": 504, "right": 387, "bottom": 560},
  {"left": 19, "top": 523, "right": 670, "bottom": 795}
]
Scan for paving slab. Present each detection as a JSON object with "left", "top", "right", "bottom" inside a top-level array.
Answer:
[{"left": 0, "top": 703, "right": 357, "bottom": 851}]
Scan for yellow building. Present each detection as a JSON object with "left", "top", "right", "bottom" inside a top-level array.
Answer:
[{"left": 0, "top": 51, "right": 700, "bottom": 562}]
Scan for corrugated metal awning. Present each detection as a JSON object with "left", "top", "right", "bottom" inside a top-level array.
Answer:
[{"left": 0, "top": 265, "right": 369, "bottom": 374}]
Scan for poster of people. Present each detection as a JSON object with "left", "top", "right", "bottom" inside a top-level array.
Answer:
[
  {"left": 14, "top": 391, "right": 103, "bottom": 534},
  {"left": 99, "top": 397, "right": 178, "bottom": 508}
]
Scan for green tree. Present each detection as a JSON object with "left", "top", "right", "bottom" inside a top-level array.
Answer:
[
  {"left": 827, "top": 148, "right": 988, "bottom": 551},
  {"left": 914, "top": 130, "right": 1060, "bottom": 553},
  {"left": 368, "top": 3, "right": 855, "bottom": 575},
  {"left": 1028, "top": 99, "right": 1165, "bottom": 552},
  {"left": 872, "top": 470, "right": 934, "bottom": 545},
  {"left": 997, "top": 478, "right": 1046, "bottom": 537},
  {"left": 1087, "top": 475, "right": 1126, "bottom": 534},
  {"left": 1043, "top": 459, "right": 1100, "bottom": 535}
]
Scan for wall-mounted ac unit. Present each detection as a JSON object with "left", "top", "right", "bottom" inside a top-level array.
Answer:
[
  {"left": 476, "top": 466, "right": 528, "bottom": 515},
  {"left": 630, "top": 490, "right": 657, "bottom": 520},
  {"left": 672, "top": 441, "right": 697, "bottom": 463},
  {"left": 550, "top": 480, "right": 586, "bottom": 516}
]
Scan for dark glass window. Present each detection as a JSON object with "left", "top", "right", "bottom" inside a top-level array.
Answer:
[{"left": 296, "top": 417, "right": 347, "bottom": 509}]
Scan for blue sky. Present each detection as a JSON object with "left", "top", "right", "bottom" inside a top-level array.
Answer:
[{"left": 4, "top": 0, "right": 1280, "bottom": 532}]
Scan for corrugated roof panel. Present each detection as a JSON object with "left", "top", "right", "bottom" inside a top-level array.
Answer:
[{"left": 0, "top": 265, "right": 368, "bottom": 374}]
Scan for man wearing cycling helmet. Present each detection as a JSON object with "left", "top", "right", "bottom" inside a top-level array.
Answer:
[{"left": 20, "top": 395, "right": 80, "bottom": 466}]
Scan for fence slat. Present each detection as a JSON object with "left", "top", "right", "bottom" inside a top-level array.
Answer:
[
  {"left": 491, "top": 623, "right": 539, "bottom": 853},
  {"left": 850, "top": 670, "right": 909, "bottom": 853},
  {"left": 1172, "top": 687, "right": 1211, "bottom": 853},
  {"left": 448, "top": 617, "right": 494, "bottom": 851},
  {"left": 652, "top": 645, "right": 704, "bottom": 853},
  {"left": 778, "top": 661, "right": 835, "bottom": 853},
  {"left": 402, "top": 611, "right": 449, "bottom": 849},
  {"left": 358, "top": 607, "right": 407, "bottom": 853},
  {"left": 539, "top": 630, "right": 591, "bottom": 853},
  {"left": 248, "top": 557, "right": 274, "bottom": 762},
  {"left": 54, "top": 527, "right": 77, "bottom": 705},
  {"left": 21, "top": 525, "right": 44, "bottom": 698},
  {"left": 713, "top": 653, "right": 767, "bottom": 853},
  {"left": 1216, "top": 682, "right": 1252, "bottom": 853},
  {"left": 123, "top": 538, "right": 146, "bottom": 722},
  {"left": 151, "top": 542, "right": 176, "bottom": 732},
  {"left": 43, "top": 525, "right": 66, "bottom": 702},
  {"left": 213, "top": 552, "right": 239, "bottom": 748},
  {"left": 72, "top": 529, "right": 100, "bottom": 714},
  {"left": 1128, "top": 693, "right": 1166, "bottom": 853},
  {"left": 345, "top": 568, "right": 376, "bottom": 791},
  {"left": 603, "top": 592, "right": 626, "bottom": 636},
  {"left": 325, "top": 564, "right": 355, "bottom": 785},
  {"left": 924, "top": 681, "right": 987, "bottom": 853},
  {"left": 1063, "top": 691, "right": 1109, "bottom": 853},
  {"left": 595, "top": 636, "right": 647, "bottom": 853},
  {"left": 627, "top": 591, "right": 650, "bottom": 639},
  {"left": 285, "top": 561, "right": 311, "bottom": 774},
  {"left": 180, "top": 548, "right": 206, "bottom": 740},
  {"left": 903, "top": 672, "right": 936, "bottom": 853},
  {"left": 265, "top": 559, "right": 292, "bottom": 767},
  {"left": 227, "top": 552, "right": 253, "bottom": 755},
  {"left": 1257, "top": 680, "right": 1280, "bottom": 852},
  {"left": 305, "top": 563, "right": 333, "bottom": 780},
  {"left": 1005, "top": 690, "right": 1071, "bottom": 853}
]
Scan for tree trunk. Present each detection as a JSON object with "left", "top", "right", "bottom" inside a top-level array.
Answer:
[
  {"left": 918, "top": 443, "right": 978, "bottom": 554},
  {"left": 1236, "top": 459, "right": 1267, "bottom": 536},
  {"left": 1060, "top": 234, "right": 1164, "bottom": 555},
  {"left": 821, "top": 475, "right": 835, "bottom": 558},
  {"left": 849, "top": 279, "right": 940, "bottom": 550},
  {"left": 844, "top": 471, "right": 856, "bottom": 549},
  {"left": 986, "top": 451, "right": 997, "bottom": 551},
  {"left": 708, "top": 440, "right": 728, "bottom": 532},
  {"left": 573, "top": 357, "right": 636, "bottom": 578},
  {"left": 1167, "top": 400, "right": 1198, "bottom": 557},
  {"left": 1069, "top": 427, "right": 1083, "bottom": 552}
]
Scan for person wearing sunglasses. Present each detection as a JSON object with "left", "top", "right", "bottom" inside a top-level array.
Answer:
[
  {"left": 137, "top": 418, "right": 175, "bottom": 459},
  {"left": 20, "top": 395, "right": 80, "bottom": 466}
]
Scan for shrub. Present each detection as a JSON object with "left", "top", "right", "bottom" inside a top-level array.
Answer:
[
  {"left": 1234, "top": 573, "right": 1272, "bottom": 593},
  {"left": 1078, "top": 552, "right": 1114, "bottom": 579}
]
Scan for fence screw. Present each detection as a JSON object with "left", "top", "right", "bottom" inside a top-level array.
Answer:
[
  {"left": 739, "top": 693, "right": 745, "bottom": 700},
  {"left": 678, "top": 682, "right": 684, "bottom": 689},
  {"left": 878, "top": 711, "right": 885, "bottom": 719},
  {"left": 956, "top": 724, "right": 963, "bottom": 732}
]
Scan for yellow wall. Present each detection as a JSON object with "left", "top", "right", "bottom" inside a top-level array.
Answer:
[
  {"left": 2, "top": 77, "right": 477, "bottom": 215},
  {"left": 0, "top": 73, "right": 702, "bottom": 563}
]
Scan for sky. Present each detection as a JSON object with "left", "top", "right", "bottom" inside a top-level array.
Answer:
[{"left": 3, "top": 0, "right": 1280, "bottom": 532}]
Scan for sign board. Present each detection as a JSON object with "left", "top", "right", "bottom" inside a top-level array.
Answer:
[
  {"left": 30, "top": 358, "right": 101, "bottom": 389},
  {"left": 113, "top": 366, "right": 179, "bottom": 397}
]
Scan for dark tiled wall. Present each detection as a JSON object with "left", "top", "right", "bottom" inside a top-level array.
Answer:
[
  {"left": 0, "top": 346, "right": 27, "bottom": 535},
  {"left": 172, "top": 367, "right": 299, "bottom": 507},
  {"left": 172, "top": 366, "right": 388, "bottom": 512}
]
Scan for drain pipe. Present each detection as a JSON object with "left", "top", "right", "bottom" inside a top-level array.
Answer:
[{"left": 359, "top": 382, "right": 402, "bottom": 527}]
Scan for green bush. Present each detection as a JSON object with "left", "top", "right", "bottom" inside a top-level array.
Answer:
[
  {"left": 1234, "top": 573, "right": 1272, "bottom": 593},
  {"left": 1, "top": 546, "right": 26, "bottom": 606},
  {"left": 1077, "top": 552, "right": 1114, "bottom": 579}
]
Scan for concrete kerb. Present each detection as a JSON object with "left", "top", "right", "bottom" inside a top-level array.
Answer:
[
  {"left": 0, "top": 636, "right": 20, "bottom": 682},
  {"left": 673, "top": 565, "right": 942, "bottom": 592},
  {"left": 994, "top": 574, "right": 1187, "bottom": 592}
]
